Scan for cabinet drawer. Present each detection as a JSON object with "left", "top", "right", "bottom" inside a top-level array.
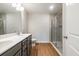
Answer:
[{"left": 2, "top": 43, "right": 21, "bottom": 56}]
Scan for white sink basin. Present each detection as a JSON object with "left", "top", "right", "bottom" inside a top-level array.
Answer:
[
  {"left": 0, "top": 39, "right": 12, "bottom": 47},
  {"left": 0, "top": 39, "right": 11, "bottom": 42},
  {"left": 0, "top": 36, "right": 17, "bottom": 48}
]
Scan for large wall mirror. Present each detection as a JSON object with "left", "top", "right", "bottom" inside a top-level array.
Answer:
[{"left": 0, "top": 3, "right": 22, "bottom": 35}]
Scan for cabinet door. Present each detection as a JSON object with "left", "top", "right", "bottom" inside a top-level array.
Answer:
[
  {"left": 27, "top": 35, "right": 32, "bottom": 56},
  {"left": 21, "top": 35, "right": 32, "bottom": 56},
  {"left": 15, "top": 50, "right": 21, "bottom": 56},
  {"left": 21, "top": 39, "right": 28, "bottom": 56}
]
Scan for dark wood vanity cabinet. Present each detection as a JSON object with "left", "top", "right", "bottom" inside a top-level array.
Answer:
[
  {"left": 27, "top": 35, "right": 32, "bottom": 56},
  {"left": 21, "top": 35, "right": 32, "bottom": 56},
  {"left": 1, "top": 35, "right": 32, "bottom": 56},
  {"left": 21, "top": 38, "right": 28, "bottom": 56},
  {"left": 15, "top": 49, "right": 21, "bottom": 56}
]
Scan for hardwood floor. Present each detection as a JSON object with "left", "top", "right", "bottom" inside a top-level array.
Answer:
[{"left": 31, "top": 43, "right": 59, "bottom": 56}]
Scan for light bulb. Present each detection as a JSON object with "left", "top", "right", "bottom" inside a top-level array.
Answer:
[
  {"left": 66, "top": 3, "right": 73, "bottom": 6},
  {"left": 16, "top": 7, "right": 24, "bottom": 11},
  {"left": 16, "top": 7, "right": 20, "bottom": 11},
  {"left": 12, "top": 3, "right": 21, "bottom": 7},
  {"left": 12, "top": 3, "right": 17, "bottom": 7},
  {"left": 20, "top": 7, "right": 24, "bottom": 11}
]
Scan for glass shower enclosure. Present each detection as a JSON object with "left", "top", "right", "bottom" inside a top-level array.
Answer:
[{"left": 51, "top": 12, "right": 62, "bottom": 54}]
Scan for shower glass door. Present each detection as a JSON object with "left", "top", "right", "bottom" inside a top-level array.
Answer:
[
  {"left": 56, "top": 13, "right": 62, "bottom": 53},
  {"left": 51, "top": 12, "right": 62, "bottom": 54}
]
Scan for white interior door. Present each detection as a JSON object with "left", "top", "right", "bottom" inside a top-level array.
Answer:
[{"left": 63, "top": 3, "right": 79, "bottom": 56}]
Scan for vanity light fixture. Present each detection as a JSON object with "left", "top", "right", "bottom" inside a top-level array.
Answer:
[
  {"left": 20, "top": 7, "right": 24, "bottom": 11},
  {"left": 66, "top": 3, "right": 73, "bottom": 6},
  {"left": 11, "top": 3, "right": 24, "bottom": 11},
  {"left": 16, "top": 6, "right": 24, "bottom": 11},
  {"left": 12, "top": 3, "right": 17, "bottom": 7}
]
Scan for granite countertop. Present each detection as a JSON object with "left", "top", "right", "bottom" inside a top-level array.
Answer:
[{"left": 0, "top": 34, "right": 31, "bottom": 55}]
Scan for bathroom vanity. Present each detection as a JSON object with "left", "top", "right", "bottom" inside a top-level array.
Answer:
[{"left": 0, "top": 34, "right": 32, "bottom": 56}]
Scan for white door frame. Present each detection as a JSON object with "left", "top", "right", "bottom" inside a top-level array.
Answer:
[{"left": 62, "top": 4, "right": 67, "bottom": 55}]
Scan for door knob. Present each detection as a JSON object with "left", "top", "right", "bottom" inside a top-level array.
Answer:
[{"left": 64, "top": 36, "right": 68, "bottom": 39}]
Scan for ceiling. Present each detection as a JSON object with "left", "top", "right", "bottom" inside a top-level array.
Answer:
[
  {"left": 0, "top": 3, "right": 62, "bottom": 14},
  {"left": 23, "top": 3, "right": 62, "bottom": 14}
]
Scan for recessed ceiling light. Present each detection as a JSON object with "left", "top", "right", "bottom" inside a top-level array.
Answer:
[{"left": 49, "top": 5, "right": 54, "bottom": 10}]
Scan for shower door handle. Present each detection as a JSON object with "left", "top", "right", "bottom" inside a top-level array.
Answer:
[{"left": 64, "top": 36, "right": 68, "bottom": 39}]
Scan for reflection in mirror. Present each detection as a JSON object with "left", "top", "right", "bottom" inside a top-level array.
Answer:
[
  {"left": 0, "top": 14, "right": 4, "bottom": 35},
  {"left": 0, "top": 3, "right": 21, "bottom": 35}
]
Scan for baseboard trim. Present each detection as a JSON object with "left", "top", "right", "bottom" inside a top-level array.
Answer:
[
  {"left": 36, "top": 41, "right": 50, "bottom": 43},
  {"left": 49, "top": 41, "right": 62, "bottom": 56}
]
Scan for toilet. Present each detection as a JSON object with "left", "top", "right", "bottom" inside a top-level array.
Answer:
[{"left": 32, "top": 38, "right": 37, "bottom": 47}]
